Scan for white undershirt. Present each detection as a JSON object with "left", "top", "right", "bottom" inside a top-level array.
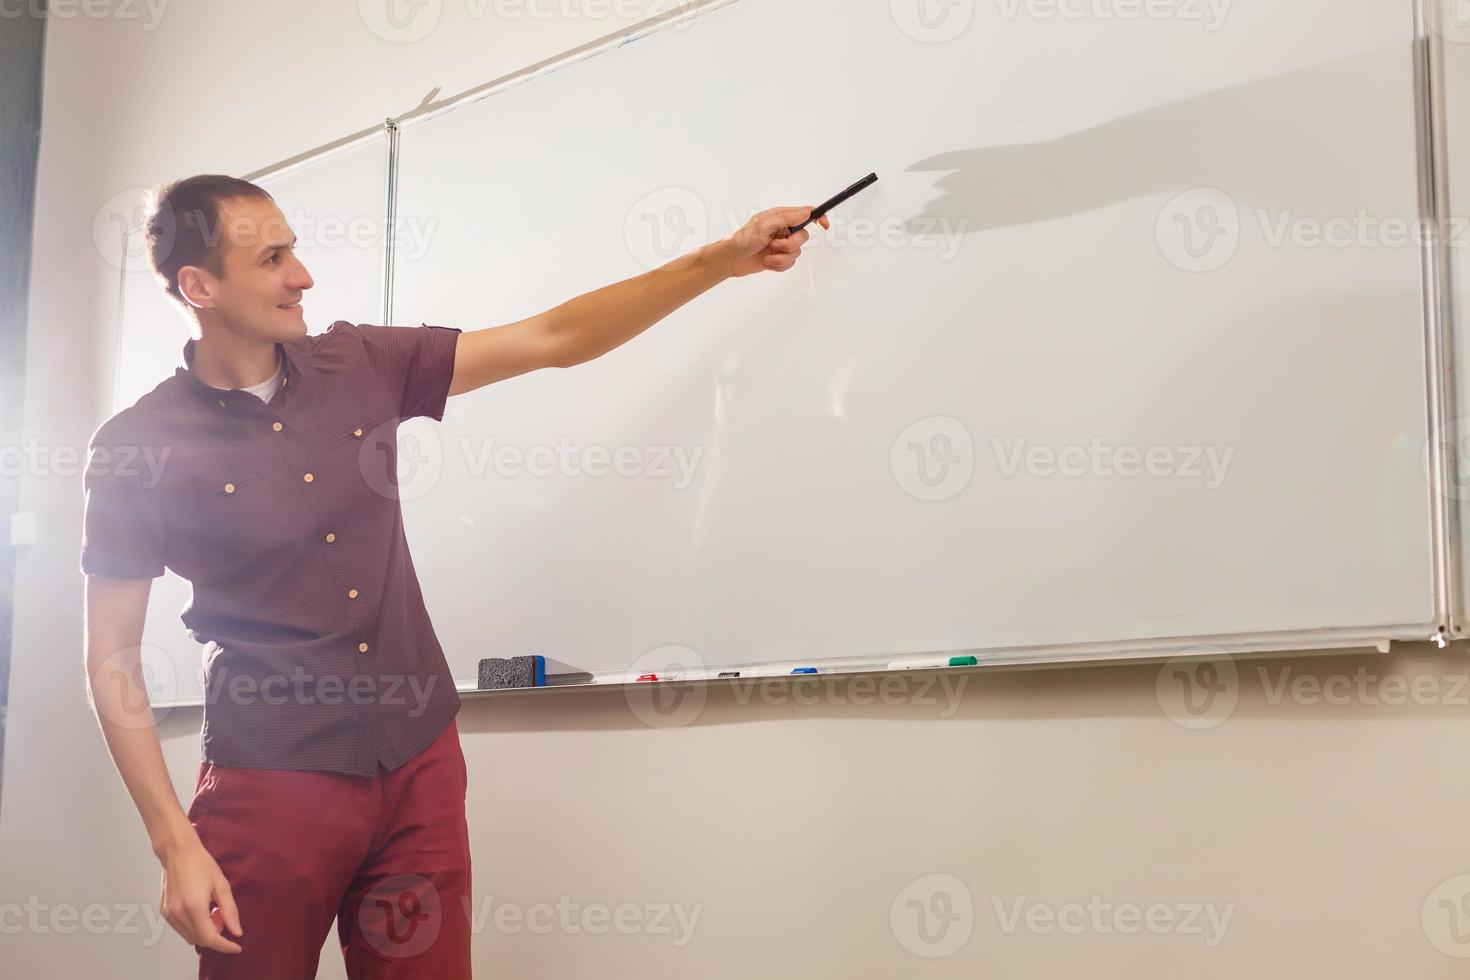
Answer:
[{"left": 209, "top": 350, "right": 284, "bottom": 404}]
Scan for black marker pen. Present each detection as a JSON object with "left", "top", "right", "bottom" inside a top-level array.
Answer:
[{"left": 788, "top": 172, "right": 879, "bottom": 235}]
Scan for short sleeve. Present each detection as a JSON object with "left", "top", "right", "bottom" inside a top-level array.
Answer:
[
  {"left": 341, "top": 322, "right": 463, "bottom": 422},
  {"left": 80, "top": 435, "right": 167, "bottom": 579}
]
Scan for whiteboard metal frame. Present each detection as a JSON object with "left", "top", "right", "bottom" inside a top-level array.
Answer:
[
  {"left": 383, "top": 119, "right": 401, "bottom": 324},
  {"left": 1413, "top": 0, "right": 1461, "bottom": 640},
  {"left": 124, "top": 0, "right": 1459, "bottom": 707}
]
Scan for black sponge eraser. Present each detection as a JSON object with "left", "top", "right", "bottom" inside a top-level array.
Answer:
[{"left": 478, "top": 656, "right": 539, "bottom": 689}]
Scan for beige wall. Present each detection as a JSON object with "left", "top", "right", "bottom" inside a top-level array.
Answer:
[{"left": 4, "top": 3, "right": 1470, "bottom": 977}]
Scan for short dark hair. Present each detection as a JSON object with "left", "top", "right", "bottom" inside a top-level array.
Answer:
[{"left": 143, "top": 175, "right": 274, "bottom": 306}]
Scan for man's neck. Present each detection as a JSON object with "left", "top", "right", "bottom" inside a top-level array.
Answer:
[{"left": 191, "top": 330, "right": 280, "bottom": 390}]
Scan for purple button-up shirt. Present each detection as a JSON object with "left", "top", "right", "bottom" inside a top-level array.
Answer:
[{"left": 81, "top": 321, "right": 463, "bottom": 776}]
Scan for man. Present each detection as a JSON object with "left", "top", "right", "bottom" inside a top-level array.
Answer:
[{"left": 80, "top": 173, "right": 827, "bottom": 978}]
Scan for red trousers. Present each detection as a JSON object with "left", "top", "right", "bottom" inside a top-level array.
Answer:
[{"left": 186, "top": 718, "right": 473, "bottom": 978}]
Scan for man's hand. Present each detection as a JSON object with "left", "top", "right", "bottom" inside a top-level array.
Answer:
[
  {"left": 721, "top": 206, "right": 831, "bottom": 278},
  {"left": 158, "top": 830, "right": 244, "bottom": 954}
]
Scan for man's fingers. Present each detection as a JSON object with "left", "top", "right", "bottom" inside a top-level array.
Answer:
[
  {"left": 761, "top": 214, "right": 794, "bottom": 240},
  {"left": 194, "top": 907, "right": 243, "bottom": 954},
  {"left": 182, "top": 900, "right": 241, "bottom": 954},
  {"left": 769, "top": 234, "right": 806, "bottom": 254},
  {"left": 215, "top": 879, "right": 244, "bottom": 939},
  {"left": 773, "top": 206, "right": 813, "bottom": 226}
]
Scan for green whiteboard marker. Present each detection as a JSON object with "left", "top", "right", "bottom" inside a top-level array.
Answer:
[{"left": 885, "top": 655, "right": 979, "bottom": 669}]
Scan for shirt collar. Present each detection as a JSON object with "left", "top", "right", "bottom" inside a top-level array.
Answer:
[{"left": 177, "top": 336, "right": 294, "bottom": 403}]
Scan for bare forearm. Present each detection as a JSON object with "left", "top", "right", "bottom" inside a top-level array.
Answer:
[
  {"left": 445, "top": 208, "right": 819, "bottom": 395},
  {"left": 546, "top": 240, "right": 735, "bottom": 367},
  {"left": 85, "top": 642, "right": 194, "bottom": 858}
]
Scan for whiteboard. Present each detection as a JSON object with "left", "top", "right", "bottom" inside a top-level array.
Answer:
[
  {"left": 115, "top": 137, "right": 388, "bottom": 703},
  {"left": 389, "top": 0, "right": 1439, "bottom": 683}
]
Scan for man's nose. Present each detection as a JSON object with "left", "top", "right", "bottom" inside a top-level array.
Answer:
[{"left": 290, "top": 258, "right": 315, "bottom": 291}]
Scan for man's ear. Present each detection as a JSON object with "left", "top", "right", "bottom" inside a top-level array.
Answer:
[{"left": 177, "top": 265, "right": 215, "bottom": 310}]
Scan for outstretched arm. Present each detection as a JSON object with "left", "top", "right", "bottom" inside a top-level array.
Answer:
[{"left": 446, "top": 205, "right": 829, "bottom": 396}]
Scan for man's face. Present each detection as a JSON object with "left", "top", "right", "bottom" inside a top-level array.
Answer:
[{"left": 188, "top": 196, "right": 314, "bottom": 342}]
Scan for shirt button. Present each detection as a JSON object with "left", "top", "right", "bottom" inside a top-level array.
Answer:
[
  {"left": 353, "top": 427, "right": 364, "bottom": 438},
  {"left": 303, "top": 472, "right": 314, "bottom": 483},
  {"left": 358, "top": 642, "right": 370, "bottom": 654},
  {"left": 348, "top": 589, "right": 359, "bottom": 599},
  {"left": 224, "top": 483, "right": 236, "bottom": 494},
  {"left": 325, "top": 532, "right": 336, "bottom": 543},
  {"left": 272, "top": 421, "right": 283, "bottom": 432}
]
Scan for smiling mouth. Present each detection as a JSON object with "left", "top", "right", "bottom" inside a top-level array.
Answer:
[{"left": 278, "top": 302, "right": 302, "bottom": 310}]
